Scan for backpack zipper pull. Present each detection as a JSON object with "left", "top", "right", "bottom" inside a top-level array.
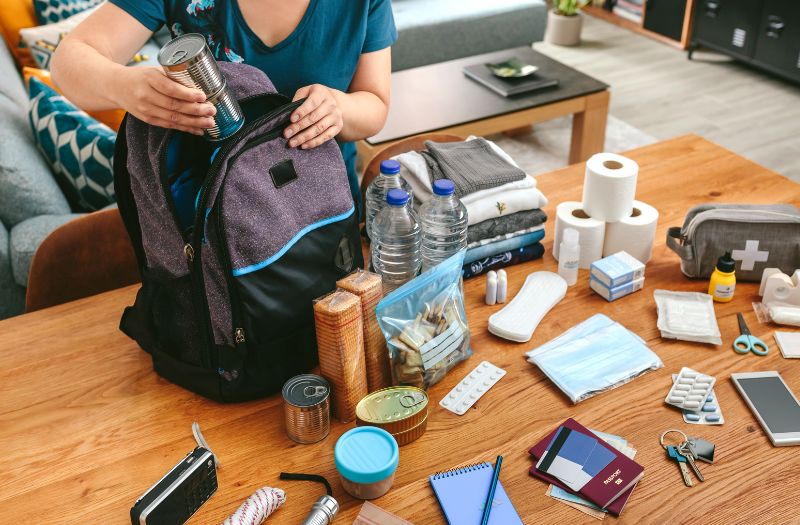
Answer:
[
  {"left": 184, "top": 243, "right": 195, "bottom": 265},
  {"left": 235, "top": 328, "right": 246, "bottom": 344}
]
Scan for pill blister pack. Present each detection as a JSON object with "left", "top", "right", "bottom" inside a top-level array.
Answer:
[
  {"left": 672, "top": 374, "right": 725, "bottom": 425},
  {"left": 440, "top": 361, "right": 506, "bottom": 415},
  {"left": 664, "top": 367, "right": 716, "bottom": 412}
]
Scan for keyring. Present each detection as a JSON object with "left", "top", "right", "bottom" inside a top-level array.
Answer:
[{"left": 659, "top": 429, "right": 688, "bottom": 449}]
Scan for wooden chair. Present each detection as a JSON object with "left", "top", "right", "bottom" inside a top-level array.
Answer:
[
  {"left": 25, "top": 208, "right": 140, "bottom": 312},
  {"left": 359, "top": 133, "right": 464, "bottom": 214}
]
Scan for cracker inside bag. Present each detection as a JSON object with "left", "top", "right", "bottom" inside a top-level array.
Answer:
[{"left": 376, "top": 251, "right": 472, "bottom": 390}]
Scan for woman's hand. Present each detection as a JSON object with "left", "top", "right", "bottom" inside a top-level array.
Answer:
[
  {"left": 113, "top": 67, "right": 217, "bottom": 135},
  {"left": 285, "top": 84, "right": 344, "bottom": 149}
]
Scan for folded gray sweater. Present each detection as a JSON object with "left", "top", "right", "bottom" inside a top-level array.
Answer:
[
  {"left": 421, "top": 138, "right": 526, "bottom": 198},
  {"left": 467, "top": 208, "right": 548, "bottom": 244}
]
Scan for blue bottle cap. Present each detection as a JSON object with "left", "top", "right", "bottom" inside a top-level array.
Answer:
[
  {"left": 386, "top": 188, "right": 409, "bottom": 206},
  {"left": 380, "top": 160, "right": 401, "bottom": 175},
  {"left": 432, "top": 179, "right": 455, "bottom": 196},
  {"left": 335, "top": 427, "right": 399, "bottom": 484}
]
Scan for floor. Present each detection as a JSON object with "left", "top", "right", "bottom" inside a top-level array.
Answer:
[{"left": 530, "top": 15, "right": 800, "bottom": 182}]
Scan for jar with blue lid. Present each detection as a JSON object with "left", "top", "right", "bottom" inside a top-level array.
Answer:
[{"left": 334, "top": 427, "right": 399, "bottom": 499}]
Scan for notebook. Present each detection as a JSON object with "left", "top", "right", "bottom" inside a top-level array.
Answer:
[
  {"left": 463, "top": 63, "right": 559, "bottom": 97},
  {"left": 429, "top": 462, "right": 523, "bottom": 525},
  {"left": 529, "top": 418, "right": 644, "bottom": 516}
]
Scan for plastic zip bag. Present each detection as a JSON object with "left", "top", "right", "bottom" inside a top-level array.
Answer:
[{"left": 376, "top": 251, "right": 472, "bottom": 390}]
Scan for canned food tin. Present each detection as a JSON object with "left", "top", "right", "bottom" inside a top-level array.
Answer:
[
  {"left": 392, "top": 414, "right": 427, "bottom": 446},
  {"left": 355, "top": 387, "right": 428, "bottom": 434},
  {"left": 204, "top": 85, "right": 244, "bottom": 141},
  {"left": 282, "top": 374, "right": 331, "bottom": 444},
  {"left": 158, "top": 33, "right": 224, "bottom": 94}
]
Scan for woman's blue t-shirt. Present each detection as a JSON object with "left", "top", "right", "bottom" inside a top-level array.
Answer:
[{"left": 110, "top": 0, "right": 397, "bottom": 210}]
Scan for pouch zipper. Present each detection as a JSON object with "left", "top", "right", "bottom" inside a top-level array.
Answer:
[
  {"left": 191, "top": 98, "right": 304, "bottom": 357},
  {"left": 682, "top": 208, "right": 800, "bottom": 242}
]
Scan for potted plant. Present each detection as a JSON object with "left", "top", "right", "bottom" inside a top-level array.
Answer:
[{"left": 545, "top": 0, "right": 590, "bottom": 46}]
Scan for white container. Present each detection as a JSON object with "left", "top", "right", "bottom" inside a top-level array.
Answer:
[{"left": 558, "top": 228, "right": 580, "bottom": 286}]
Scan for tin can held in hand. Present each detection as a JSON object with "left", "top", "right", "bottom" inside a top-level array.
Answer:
[
  {"left": 282, "top": 374, "right": 331, "bottom": 444},
  {"left": 158, "top": 33, "right": 244, "bottom": 141}
]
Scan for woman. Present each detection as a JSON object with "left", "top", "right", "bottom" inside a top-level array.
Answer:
[{"left": 51, "top": 0, "right": 396, "bottom": 209}]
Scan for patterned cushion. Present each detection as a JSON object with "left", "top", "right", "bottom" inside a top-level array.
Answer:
[
  {"left": 34, "top": 0, "right": 104, "bottom": 25},
  {"left": 20, "top": 7, "right": 160, "bottom": 70},
  {"left": 28, "top": 77, "right": 117, "bottom": 212}
]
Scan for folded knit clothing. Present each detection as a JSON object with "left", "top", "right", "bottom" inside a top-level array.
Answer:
[
  {"left": 421, "top": 138, "right": 526, "bottom": 197},
  {"left": 466, "top": 186, "right": 547, "bottom": 226},
  {"left": 467, "top": 224, "right": 544, "bottom": 249},
  {"left": 462, "top": 243, "right": 545, "bottom": 279},
  {"left": 464, "top": 229, "right": 546, "bottom": 265},
  {"left": 467, "top": 209, "right": 548, "bottom": 244}
]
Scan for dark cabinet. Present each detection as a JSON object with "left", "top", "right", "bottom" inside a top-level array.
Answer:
[
  {"left": 692, "top": 0, "right": 763, "bottom": 59},
  {"left": 644, "top": 0, "right": 688, "bottom": 42},
  {"left": 754, "top": 0, "right": 800, "bottom": 82},
  {"left": 691, "top": 0, "right": 800, "bottom": 84}
]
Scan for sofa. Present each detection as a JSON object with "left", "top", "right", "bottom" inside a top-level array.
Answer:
[{"left": 0, "top": 0, "right": 548, "bottom": 319}]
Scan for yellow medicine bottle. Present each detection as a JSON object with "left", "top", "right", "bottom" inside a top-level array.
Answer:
[{"left": 708, "top": 251, "right": 736, "bottom": 302}]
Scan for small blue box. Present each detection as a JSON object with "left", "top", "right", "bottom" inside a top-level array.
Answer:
[
  {"left": 590, "top": 275, "right": 645, "bottom": 302},
  {"left": 590, "top": 251, "right": 645, "bottom": 288}
]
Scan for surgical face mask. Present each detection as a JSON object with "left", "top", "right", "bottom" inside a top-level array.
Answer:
[{"left": 525, "top": 314, "right": 663, "bottom": 404}]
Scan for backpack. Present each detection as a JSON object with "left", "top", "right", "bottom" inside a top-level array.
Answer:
[{"left": 114, "top": 62, "right": 363, "bottom": 402}]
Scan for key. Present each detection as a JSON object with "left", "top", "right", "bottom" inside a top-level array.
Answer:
[
  {"left": 678, "top": 442, "right": 705, "bottom": 482},
  {"left": 666, "top": 445, "right": 693, "bottom": 486}
]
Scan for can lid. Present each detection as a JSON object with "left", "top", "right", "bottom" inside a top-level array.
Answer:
[
  {"left": 380, "top": 159, "right": 401, "bottom": 175},
  {"left": 158, "top": 33, "right": 208, "bottom": 66},
  {"left": 356, "top": 387, "right": 428, "bottom": 424},
  {"left": 335, "top": 427, "right": 399, "bottom": 484},
  {"left": 282, "top": 374, "right": 330, "bottom": 407},
  {"left": 432, "top": 179, "right": 455, "bottom": 196},
  {"left": 386, "top": 188, "right": 409, "bottom": 206}
]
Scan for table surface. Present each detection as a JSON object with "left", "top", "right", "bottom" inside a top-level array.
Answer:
[
  {"left": 369, "top": 46, "right": 608, "bottom": 144},
  {"left": 3, "top": 135, "right": 800, "bottom": 525}
]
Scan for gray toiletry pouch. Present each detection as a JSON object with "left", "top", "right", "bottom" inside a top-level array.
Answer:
[{"left": 666, "top": 204, "right": 800, "bottom": 282}]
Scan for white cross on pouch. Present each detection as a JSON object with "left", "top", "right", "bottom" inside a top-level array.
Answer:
[{"left": 731, "top": 240, "right": 770, "bottom": 271}]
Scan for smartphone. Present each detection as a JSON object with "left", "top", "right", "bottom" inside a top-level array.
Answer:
[{"left": 731, "top": 371, "right": 800, "bottom": 446}]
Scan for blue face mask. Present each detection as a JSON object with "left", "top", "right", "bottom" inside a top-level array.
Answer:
[{"left": 526, "top": 314, "right": 663, "bottom": 404}]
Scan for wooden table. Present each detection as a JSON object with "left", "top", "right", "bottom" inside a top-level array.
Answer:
[
  {"left": 358, "top": 46, "right": 610, "bottom": 169},
  {"left": 2, "top": 135, "right": 800, "bottom": 524}
]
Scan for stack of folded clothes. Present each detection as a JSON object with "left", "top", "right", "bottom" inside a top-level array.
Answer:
[{"left": 394, "top": 137, "right": 548, "bottom": 278}]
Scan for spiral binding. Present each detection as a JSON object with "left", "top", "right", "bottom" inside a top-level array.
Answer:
[{"left": 431, "top": 462, "right": 490, "bottom": 479}]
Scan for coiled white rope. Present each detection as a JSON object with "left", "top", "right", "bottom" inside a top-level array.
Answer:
[{"left": 222, "top": 487, "right": 286, "bottom": 525}]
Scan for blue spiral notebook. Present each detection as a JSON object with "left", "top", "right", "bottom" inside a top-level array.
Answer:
[{"left": 429, "top": 462, "right": 523, "bottom": 525}]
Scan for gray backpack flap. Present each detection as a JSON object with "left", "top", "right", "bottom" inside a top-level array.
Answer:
[
  {"left": 666, "top": 204, "right": 800, "bottom": 282},
  {"left": 114, "top": 62, "right": 363, "bottom": 402}
]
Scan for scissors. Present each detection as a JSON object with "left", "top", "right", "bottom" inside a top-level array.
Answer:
[{"left": 733, "top": 313, "right": 769, "bottom": 356}]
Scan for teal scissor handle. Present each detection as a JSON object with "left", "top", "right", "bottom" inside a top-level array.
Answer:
[{"left": 733, "top": 335, "right": 769, "bottom": 356}]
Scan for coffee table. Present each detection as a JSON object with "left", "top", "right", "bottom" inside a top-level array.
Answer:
[
  {"left": 358, "top": 46, "right": 610, "bottom": 168},
  {"left": 2, "top": 136, "right": 800, "bottom": 524}
]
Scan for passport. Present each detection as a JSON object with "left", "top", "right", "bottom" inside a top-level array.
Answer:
[{"left": 529, "top": 418, "right": 644, "bottom": 516}]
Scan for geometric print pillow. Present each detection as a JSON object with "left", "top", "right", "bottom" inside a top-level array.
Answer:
[
  {"left": 28, "top": 77, "right": 116, "bottom": 212},
  {"left": 34, "top": 0, "right": 104, "bottom": 24}
]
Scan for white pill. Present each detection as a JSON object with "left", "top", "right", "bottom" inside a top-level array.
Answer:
[
  {"left": 683, "top": 401, "right": 701, "bottom": 408},
  {"left": 675, "top": 385, "right": 691, "bottom": 391},
  {"left": 687, "top": 395, "right": 705, "bottom": 402},
  {"left": 678, "top": 378, "right": 694, "bottom": 385},
  {"left": 668, "top": 396, "right": 685, "bottom": 403}
]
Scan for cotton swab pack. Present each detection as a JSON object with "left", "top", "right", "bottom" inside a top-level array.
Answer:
[{"left": 488, "top": 272, "right": 567, "bottom": 342}]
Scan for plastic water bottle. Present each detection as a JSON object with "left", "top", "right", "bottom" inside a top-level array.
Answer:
[
  {"left": 371, "top": 189, "right": 421, "bottom": 292},
  {"left": 365, "top": 160, "right": 413, "bottom": 240},
  {"left": 419, "top": 179, "right": 468, "bottom": 272}
]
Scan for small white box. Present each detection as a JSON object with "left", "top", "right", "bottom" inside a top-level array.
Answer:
[
  {"left": 590, "top": 251, "right": 645, "bottom": 288},
  {"left": 590, "top": 275, "right": 645, "bottom": 302}
]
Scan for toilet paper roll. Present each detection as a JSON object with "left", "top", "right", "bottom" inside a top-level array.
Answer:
[
  {"left": 582, "top": 153, "right": 639, "bottom": 222},
  {"left": 603, "top": 200, "right": 659, "bottom": 263},
  {"left": 554, "top": 201, "right": 605, "bottom": 269}
]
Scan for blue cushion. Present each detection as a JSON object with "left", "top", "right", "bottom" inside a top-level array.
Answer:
[
  {"left": 28, "top": 77, "right": 117, "bottom": 212},
  {"left": 34, "top": 0, "right": 104, "bottom": 25},
  {"left": 9, "top": 213, "right": 83, "bottom": 287},
  {"left": 0, "top": 220, "right": 26, "bottom": 319}
]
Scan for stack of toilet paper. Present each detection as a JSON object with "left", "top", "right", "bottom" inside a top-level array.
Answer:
[{"left": 553, "top": 152, "right": 659, "bottom": 269}]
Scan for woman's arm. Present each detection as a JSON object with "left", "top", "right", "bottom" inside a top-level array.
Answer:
[
  {"left": 285, "top": 47, "right": 391, "bottom": 149},
  {"left": 51, "top": 3, "right": 214, "bottom": 135}
]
